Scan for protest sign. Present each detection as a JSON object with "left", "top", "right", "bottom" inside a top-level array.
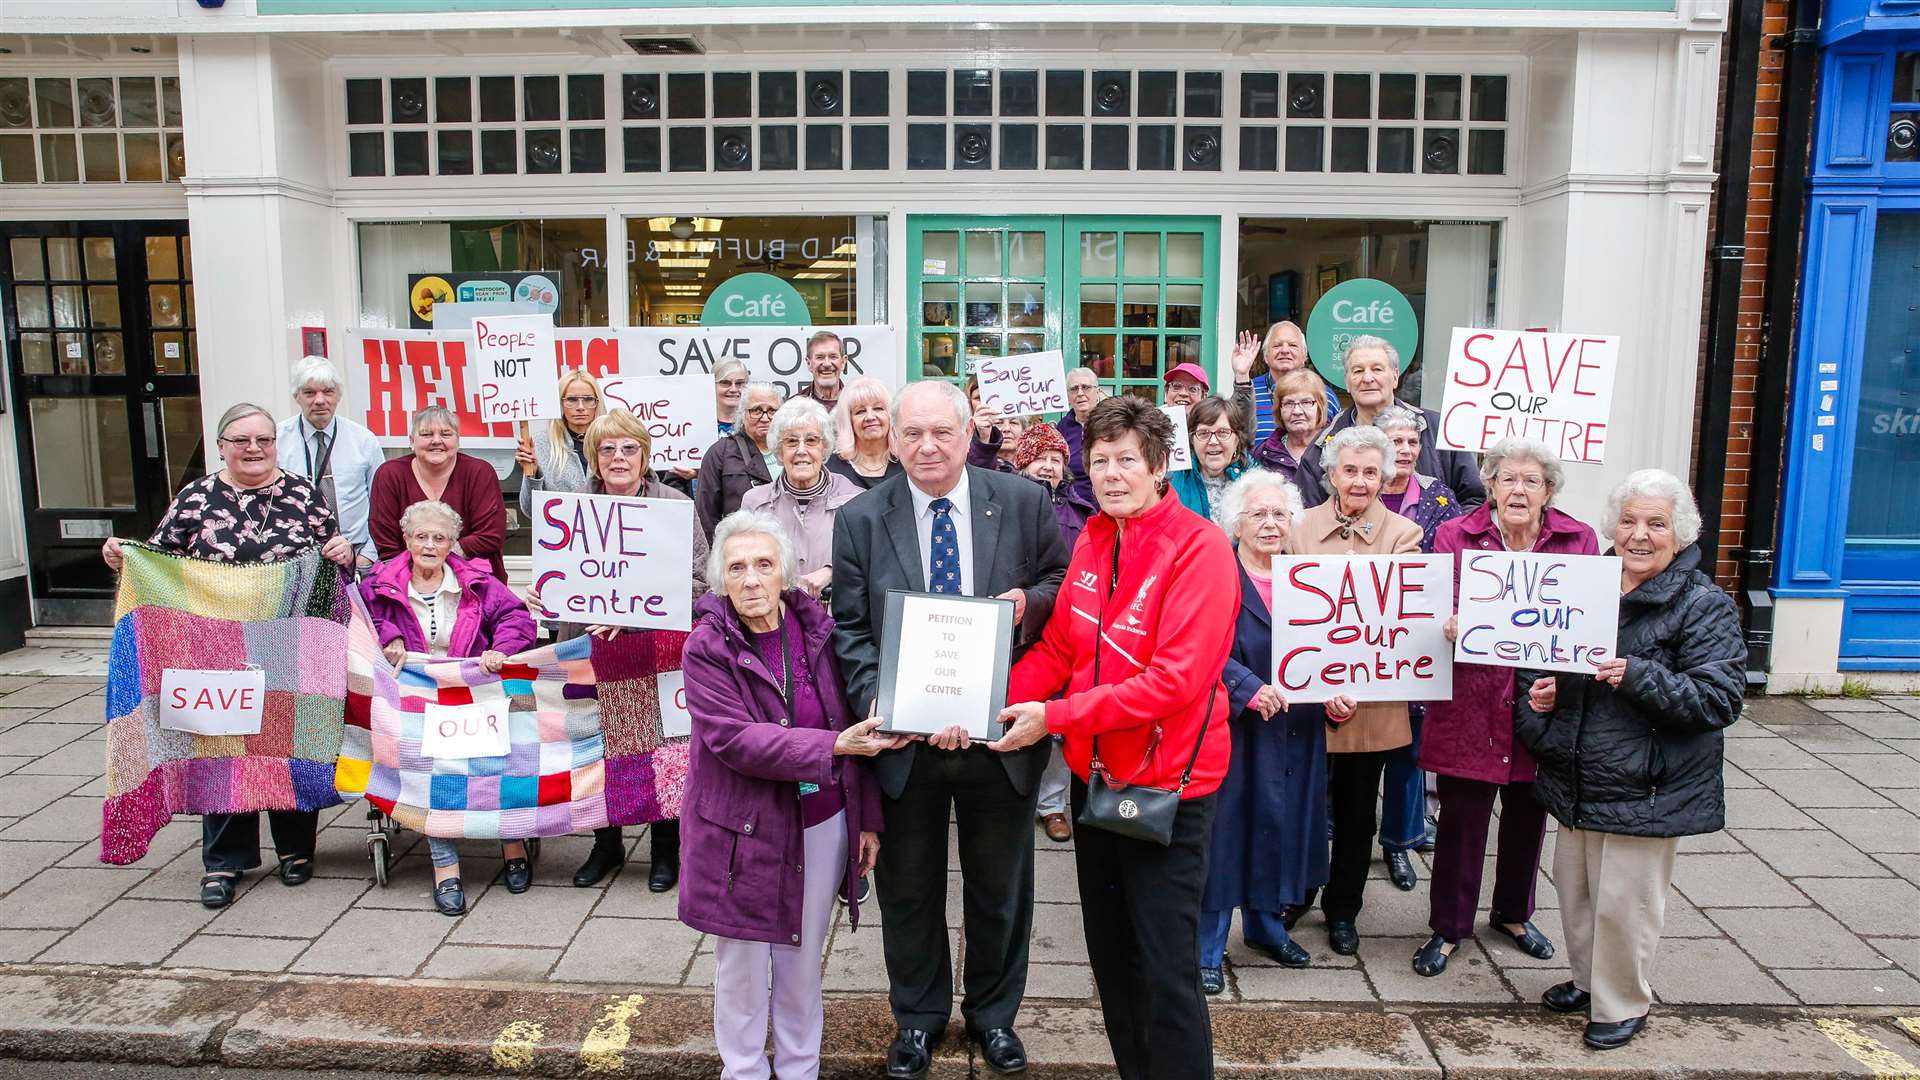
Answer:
[
  {"left": 470, "top": 314, "right": 560, "bottom": 424},
  {"left": 877, "top": 591, "right": 1014, "bottom": 739},
  {"left": 1437, "top": 328, "right": 1619, "bottom": 464},
  {"left": 347, "top": 324, "right": 897, "bottom": 448},
  {"left": 975, "top": 351, "right": 1068, "bottom": 417},
  {"left": 601, "top": 374, "right": 718, "bottom": 472},
  {"left": 1270, "top": 554, "right": 1454, "bottom": 702},
  {"left": 656, "top": 670, "right": 692, "bottom": 739},
  {"left": 1159, "top": 404, "right": 1192, "bottom": 471},
  {"left": 420, "top": 700, "right": 512, "bottom": 760},
  {"left": 1455, "top": 551, "right": 1622, "bottom": 674},
  {"left": 530, "top": 492, "right": 697, "bottom": 631},
  {"left": 159, "top": 669, "right": 265, "bottom": 736}
]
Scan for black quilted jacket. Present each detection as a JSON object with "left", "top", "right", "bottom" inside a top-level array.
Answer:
[{"left": 1514, "top": 544, "right": 1746, "bottom": 838}]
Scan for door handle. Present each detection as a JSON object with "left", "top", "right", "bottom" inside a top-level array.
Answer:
[{"left": 142, "top": 401, "right": 160, "bottom": 459}]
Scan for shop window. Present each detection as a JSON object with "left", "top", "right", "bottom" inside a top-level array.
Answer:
[
  {"left": 1890, "top": 58, "right": 1919, "bottom": 163},
  {"left": 347, "top": 73, "right": 607, "bottom": 178},
  {"left": 355, "top": 217, "right": 609, "bottom": 331},
  {"left": 624, "top": 214, "right": 885, "bottom": 331},
  {"left": 619, "top": 68, "right": 890, "bottom": 173},
  {"left": 0, "top": 74, "right": 185, "bottom": 184},
  {"left": 1237, "top": 70, "right": 1507, "bottom": 177},
  {"left": 1845, "top": 212, "right": 1920, "bottom": 544}
]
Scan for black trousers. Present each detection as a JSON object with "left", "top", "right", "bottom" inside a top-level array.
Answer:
[
  {"left": 1323, "top": 750, "right": 1393, "bottom": 923},
  {"left": 201, "top": 811, "right": 317, "bottom": 873},
  {"left": 592, "top": 821, "right": 677, "bottom": 861},
  {"left": 1072, "top": 778, "right": 1217, "bottom": 1080},
  {"left": 877, "top": 746, "right": 1038, "bottom": 1032}
]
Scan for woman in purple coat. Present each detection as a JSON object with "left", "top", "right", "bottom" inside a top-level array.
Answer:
[
  {"left": 360, "top": 499, "right": 538, "bottom": 916},
  {"left": 680, "top": 510, "right": 901, "bottom": 1080},
  {"left": 1412, "top": 438, "right": 1599, "bottom": 976}
]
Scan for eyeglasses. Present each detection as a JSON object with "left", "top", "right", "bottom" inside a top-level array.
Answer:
[
  {"left": 746, "top": 405, "right": 779, "bottom": 416},
  {"left": 1494, "top": 473, "right": 1547, "bottom": 492},
  {"left": 597, "top": 441, "right": 647, "bottom": 458},
  {"left": 717, "top": 378, "right": 748, "bottom": 389},
  {"left": 1193, "top": 428, "right": 1236, "bottom": 445},
  {"left": 407, "top": 532, "right": 452, "bottom": 546},
  {"left": 1279, "top": 399, "right": 1319, "bottom": 413},
  {"left": 562, "top": 395, "right": 599, "bottom": 408},
  {"left": 219, "top": 435, "right": 276, "bottom": 449},
  {"left": 1241, "top": 509, "right": 1291, "bottom": 524},
  {"left": 781, "top": 434, "right": 825, "bottom": 448}
]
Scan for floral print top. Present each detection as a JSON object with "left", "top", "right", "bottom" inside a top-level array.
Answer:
[{"left": 148, "top": 471, "right": 339, "bottom": 564}]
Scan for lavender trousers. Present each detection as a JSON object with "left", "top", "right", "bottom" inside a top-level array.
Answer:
[{"left": 711, "top": 810, "right": 848, "bottom": 1080}]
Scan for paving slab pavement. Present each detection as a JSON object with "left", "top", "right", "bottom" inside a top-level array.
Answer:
[{"left": 0, "top": 663, "right": 1917, "bottom": 1074}]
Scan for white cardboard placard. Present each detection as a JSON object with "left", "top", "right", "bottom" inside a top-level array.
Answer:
[
  {"left": 975, "top": 351, "right": 1068, "bottom": 418},
  {"left": 530, "top": 491, "right": 697, "bottom": 631},
  {"left": 421, "top": 699, "right": 512, "bottom": 760},
  {"left": 471, "top": 314, "right": 560, "bottom": 423},
  {"left": 1269, "top": 554, "right": 1454, "bottom": 702},
  {"left": 159, "top": 669, "right": 266, "bottom": 736},
  {"left": 1454, "top": 551, "right": 1623, "bottom": 673},
  {"left": 1158, "top": 404, "right": 1192, "bottom": 471},
  {"left": 1436, "top": 327, "right": 1619, "bottom": 464},
  {"left": 599, "top": 374, "right": 719, "bottom": 473},
  {"left": 656, "top": 670, "right": 692, "bottom": 739}
]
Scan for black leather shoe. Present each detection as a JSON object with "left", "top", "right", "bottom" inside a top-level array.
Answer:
[
  {"left": 1385, "top": 849, "right": 1418, "bottom": 891},
  {"left": 1412, "top": 934, "right": 1454, "bottom": 977},
  {"left": 1199, "top": 966, "right": 1225, "bottom": 995},
  {"left": 1278, "top": 904, "right": 1304, "bottom": 931},
  {"left": 572, "top": 843, "right": 623, "bottom": 887},
  {"left": 199, "top": 872, "right": 239, "bottom": 909},
  {"left": 971, "top": 1027, "right": 1026, "bottom": 1075},
  {"left": 1328, "top": 920, "right": 1360, "bottom": 956},
  {"left": 647, "top": 858, "right": 678, "bottom": 893},
  {"left": 1584, "top": 1014, "right": 1648, "bottom": 1050},
  {"left": 276, "top": 855, "right": 313, "bottom": 886},
  {"left": 1489, "top": 915, "right": 1555, "bottom": 959},
  {"left": 1542, "top": 980, "right": 1592, "bottom": 1014},
  {"left": 433, "top": 877, "right": 466, "bottom": 916},
  {"left": 885, "top": 1027, "right": 941, "bottom": 1079},
  {"left": 502, "top": 857, "right": 532, "bottom": 894},
  {"left": 1250, "top": 939, "right": 1312, "bottom": 968}
]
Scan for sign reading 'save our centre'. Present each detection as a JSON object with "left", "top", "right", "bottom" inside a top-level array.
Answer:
[
  {"left": 600, "top": 374, "right": 718, "bottom": 472},
  {"left": 1270, "top": 555, "right": 1454, "bottom": 702},
  {"left": 531, "top": 492, "right": 696, "bottom": 631},
  {"left": 1454, "top": 551, "right": 1621, "bottom": 674},
  {"left": 975, "top": 351, "right": 1068, "bottom": 418},
  {"left": 471, "top": 314, "right": 559, "bottom": 423},
  {"left": 1437, "top": 328, "right": 1620, "bottom": 464}
]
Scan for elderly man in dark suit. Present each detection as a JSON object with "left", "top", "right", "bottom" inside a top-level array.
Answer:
[{"left": 831, "top": 379, "right": 1070, "bottom": 1079}]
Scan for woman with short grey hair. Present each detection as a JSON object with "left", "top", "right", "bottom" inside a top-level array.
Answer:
[
  {"left": 741, "top": 398, "right": 863, "bottom": 598},
  {"left": 370, "top": 406, "right": 508, "bottom": 580},
  {"left": 1515, "top": 468, "right": 1741, "bottom": 1050},
  {"left": 697, "top": 382, "right": 784, "bottom": 537}
]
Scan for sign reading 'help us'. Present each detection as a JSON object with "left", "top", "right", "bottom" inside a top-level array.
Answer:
[
  {"left": 160, "top": 669, "right": 266, "bottom": 736},
  {"left": 471, "top": 314, "right": 559, "bottom": 423}
]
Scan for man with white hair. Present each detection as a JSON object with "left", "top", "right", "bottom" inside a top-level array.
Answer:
[
  {"left": 1294, "top": 335, "right": 1485, "bottom": 510},
  {"left": 277, "top": 355, "right": 383, "bottom": 571}
]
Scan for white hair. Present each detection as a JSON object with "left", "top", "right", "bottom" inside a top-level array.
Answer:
[
  {"left": 410, "top": 406, "right": 459, "bottom": 436},
  {"left": 893, "top": 379, "right": 971, "bottom": 430},
  {"left": 1218, "top": 470, "right": 1305, "bottom": 535},
  {"left": 769, "top": 396, "right": 836, "bottom": 457},
  {"left": 1067, "top": 366, "right": 1102, "bottom": 385},
  {"left": 398, "top": 499, "right": 462, "bottom": 538},
  {"left": 1326, "top": 424, "right": 1397, "bottom": 484},
  {"left": 712, "top": 358, "right": 749, "bottom": 384},
  {"left": 290, "top": 356, "right": 342, "bottom": 395},
  {"left": 1606, "top": 468, "right": 1703, "bottom": 548},
  {"left": 1481, "top": 437, "right": 1567, "bottom": 505},
  {"left": 743, "top": 382, "right": 784, "bottom": 405},
  {"left": 1371, "top": 404, "right": 1427, "bottom": 437},
  {"left": 707, "top": 510, "right": 797, "bottom": 596},
  {"left": 1343, "top": 333, "right": 1400, "bottom": 372}
]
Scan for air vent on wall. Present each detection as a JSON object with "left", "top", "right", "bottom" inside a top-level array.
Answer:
[{"left": 623, "top": 37, "right": 704, "bottom": 56}]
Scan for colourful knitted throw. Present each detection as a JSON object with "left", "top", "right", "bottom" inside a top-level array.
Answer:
[
  {"left": 336, "top": 603, "right": 691, "bottom": 839},
  {"left": 101, "top": 544, "right": 352, "bottom": 865}
]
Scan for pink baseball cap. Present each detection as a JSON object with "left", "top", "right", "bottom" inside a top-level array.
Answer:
[{"left": 1164, "top": 363, "right": 1211, "bottom": 389}]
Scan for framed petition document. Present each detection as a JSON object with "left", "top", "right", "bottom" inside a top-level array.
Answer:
[{"left": 876, "top": 590, "right": 1015, "bottom": 740}]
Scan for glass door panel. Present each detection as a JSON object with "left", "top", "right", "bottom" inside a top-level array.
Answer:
[
  {"left": 1842, "top": 211, "right": 1920, "bottom": 584},
  {"left": 1065, "top": 217, "right": 1220, "bottom": 400},
  {"left": 908, "top": 216, "right": 1062, "bottom": 383}
]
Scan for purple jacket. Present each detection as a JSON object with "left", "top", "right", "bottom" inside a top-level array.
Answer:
[
  {"left": 359, "top": 552, "right": 537, "bottom": 659},
  {"left": 1056, "top": 411, "right": 1095, "bottom": 506},
  {"left": 678, "top": 589, "right": 882, "bottom": 946},
  {"left": 1418, "top": 504, "right": 1600, "bottom": 785}
]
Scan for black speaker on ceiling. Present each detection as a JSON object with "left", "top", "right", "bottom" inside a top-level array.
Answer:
[
  {"left": 956, "top": 125, "right": 991, "bottom": 168},
  {"left": 526, "top": 130, "right": 562, "bottom": 172},
  {"left": 1185, "top": 129, "right": 1221, "bottom": 169},
  {"left": 716, "top": 131, "right": 751, "bottom": 169},
  {"left": 392, "top": 82, "right": 427, "bottom": 122},
  {"left": 807, "top": 76, "right": 842, "bottom": 116},
  {"left": 624, "top": 76, "right": 659, "bottom": 119},
  {"left": 1287, "top": 74, "right": 1322, "bottom": 118},
  {"left": 1423, "top": 130, "right": 1458, "bottom": 173}
]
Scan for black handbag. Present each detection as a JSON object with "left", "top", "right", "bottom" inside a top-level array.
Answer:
[{"left": 1076, "top": 684, "right": 1216, "bottom": 846}]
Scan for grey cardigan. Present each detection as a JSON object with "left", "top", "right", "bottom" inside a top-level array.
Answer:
[{"left": 517, "top": 427, "right": 594, "bottom": 519}]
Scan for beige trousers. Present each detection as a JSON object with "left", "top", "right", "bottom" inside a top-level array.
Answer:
[{"left": 1553, "top": 824, "right": 1680, "bottom": 1024}]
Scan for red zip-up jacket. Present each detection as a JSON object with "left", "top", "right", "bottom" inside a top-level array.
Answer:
[{"left": 1006, "top": 491, "right": 1238, "bottom": 798}]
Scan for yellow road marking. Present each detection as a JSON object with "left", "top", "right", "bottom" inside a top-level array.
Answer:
[
  {"left": 490, "top": 1019, "right": 544, "bottom": 1071},
  {"left": 1814, "top": 1019, "right": 1920, "bottom": 1078},
  {"left": 582, "top": 993, "right": 648, "bottom": 1074}
]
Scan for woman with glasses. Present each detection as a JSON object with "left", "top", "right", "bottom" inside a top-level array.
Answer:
[
  {"left": 101, "top": 403, "right": 355, "bottom": 909},
  {"left": 525, "top": 410, "right": 710, "bottom": 893},
  {"left": 826, "top": 376, "right": 904, "bottom": 490},
  {"left": 1415, "top": 439, "right": 1596, "bottom": 978},
  {"left": 741, "top": 398, "right": 863, "bottom": 599},
  {"left": 371, "top": 406, "right": 509, "bottom": 582},
  {"left": 713, "top": 358, "right": 748, "bottom": 437},
  {"left": 360, "top": 499, "right": 538, "bottom": 915},
  {"left": 1169, "top": 396, "right": 1254, "bottom": 528},
  {"left": 517, "top": 369, "right": 605, "bottom": 519},
  {"left": 697, "top": 383, "right": 783, "bottom": 538},
  {"left": 1252, "top": 368, "right": 1333, "bottom": 489}
]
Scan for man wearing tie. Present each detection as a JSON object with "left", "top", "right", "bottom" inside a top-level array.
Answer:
[
  {"left": 832, "top": 380, "right": 1070, "bottom": 1079},
  {"left": 275, "top": 356, "right": 383, "bottom": 572}
]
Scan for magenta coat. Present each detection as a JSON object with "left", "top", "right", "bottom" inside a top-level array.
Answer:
[
  {"left": 358, "top": 552, "right": 537, "bottom": 659},
  {"left": 678, "top": 589, "right": 881, "bottom": 946},
  {"left": 1418, "top": 503, "right": 1599, "bottom": 785}
]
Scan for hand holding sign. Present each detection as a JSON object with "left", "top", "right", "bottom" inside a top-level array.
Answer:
[
  {"left": 471, "top": 314, "right": 559, "bottom": 423},
  {"left": 1437, "top": 328, "right": 1619, "bottom": 463},
  {"left": 975, "top": 351, "right": 1068, "bottom": 418}
]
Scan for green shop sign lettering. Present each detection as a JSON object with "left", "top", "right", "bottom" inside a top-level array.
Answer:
[
  {"left": 702, "top": 272, "right": 810, "bottom": 326},
  {"left": 1305, "top": 278, "right": 1419, "bottom": 384}
]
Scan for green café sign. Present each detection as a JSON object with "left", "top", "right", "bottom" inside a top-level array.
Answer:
[
  {"left": 701, "top": 272, "right": 811, "bottom": 327},
  {"left": 1305, "top": 278, "right": 1419, "bottom": 384}
]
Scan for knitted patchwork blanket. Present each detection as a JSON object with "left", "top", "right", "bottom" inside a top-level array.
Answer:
[
  {"left": 336, "top": 605, "right": 690, "bottom": 839},
  {"left": 101, "top": 545, "right": 352, "bottom": 865}
]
